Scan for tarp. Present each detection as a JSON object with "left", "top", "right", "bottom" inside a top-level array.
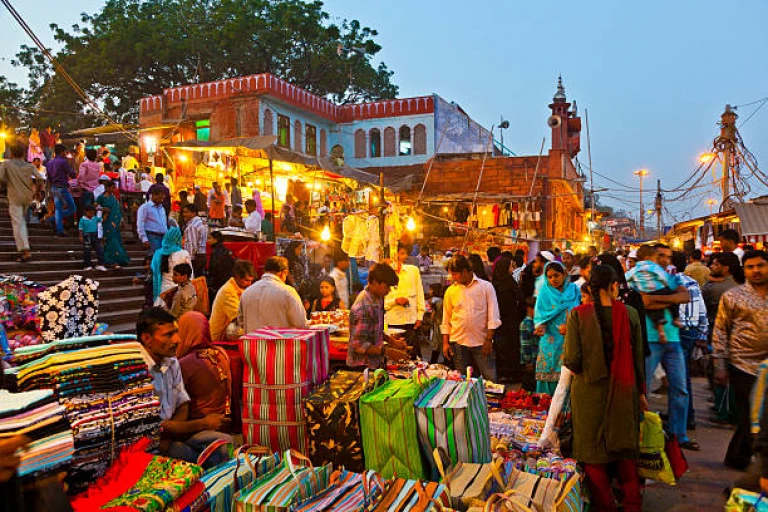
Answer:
[
  {"left": 733, "top": 202, "right": 768, "bottom": 236},
  {"left": 166, "top": 135, "right": 277, "bottom": 153},
  {"left": 317, "top": 157, "right": 379, "bottom": 186}
]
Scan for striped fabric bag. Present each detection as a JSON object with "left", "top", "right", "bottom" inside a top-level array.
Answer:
[
  {"left": 504, "top": 468, "right": 584, "bottom": 512},
  {"left": 359, "top": 370, "right": 433, "bottom": 480},
  {"left": 370, "top": 478, "right": 450, "bottom": 511},
  {"left": 415, "top": 373, "right": 492, "bottom": 481},
  {"left": 292, "top": 469, "right": 385, "bottom": 512},
  {"left": 240, "top": 328, "right": 329, "bottom": 453},
  {"left": 199, "top": 445, "right": 280, "bottom": 512}
]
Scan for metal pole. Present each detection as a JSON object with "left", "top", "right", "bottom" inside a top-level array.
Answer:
[
  {"left": 379, "top": 171, "right": 386, "bottom": 252},
  {"left": 585, "top": 108, "right": 594, "bottom": 240},
  {"left": 722, "top": 148, "right": 730, "bottom": 205},
  {"left": 639, "top": 174, "right": 645, "bottom": 238},
  {"left": 269, "top": 158, "right": 276, "bottom": 230},
  {"left": 656, "top": 179, "right": 662, "bottom": 239}
]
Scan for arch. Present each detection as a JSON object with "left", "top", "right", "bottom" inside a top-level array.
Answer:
[
  {"left": 305, "top": 124, "right": 317, "bottom": 155},
  {"left": 320, "top": 129, "right": 328, "bottom": 157},
  {"left": 369, "top": 128, "right": 381, "bottom": 158},
  {"left": 398, "top": 125, "right": 412, "bottom": 156},
  {"left": 354, "top": 129, "right": 366, "bottom": 158},
  {"left": 383, "top": 127, "right": 396, "bottom": 157},
  {"left": 413, "top": 123, "right": 427, "bottom": 155},
  {"left": 294, "top": 120, "right": 303, "bottom": 153},
  {"left": 262, "top": 108, "right": 274, "bottom": 136}
]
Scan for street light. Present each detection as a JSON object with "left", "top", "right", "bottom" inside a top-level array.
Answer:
[
  {"left": 634, "top": 169, "right": 650, "bottom": 237},
  {"left": 706, "top": 198, "right": 718, "bottom": 214},
  {"left": 699, "top": 152, "right": 716, "bottom": 164}
]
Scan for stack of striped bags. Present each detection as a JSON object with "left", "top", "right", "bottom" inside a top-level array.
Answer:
[
  {"left": 9, "top": 334, "right": 161, "bottom": 492},
  {"left": 0, "top": 388, "right": 75, "bottom": 481},
  {"left": 240, "top": 328, "right": 329, "bottom": 453}
]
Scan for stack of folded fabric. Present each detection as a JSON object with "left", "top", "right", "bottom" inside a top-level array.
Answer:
[
  {"left": 0, "top": 388, "right": 75, "bottom": 481},
  {"left": 0, "top": 274, "right": 47, "bottom": 350},
  {"left": 10, "top": 336, "right": 161, "bottom": 492}
]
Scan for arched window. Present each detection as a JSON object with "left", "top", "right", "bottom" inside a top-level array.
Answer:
[
  {"left": 277, "top": 115, "right": 290, "bottom": 147},
  {"left": 262, "top": 108, "right": 274, "bottom": 136},
  {"left": 399, "top": 125, "right": 411, "bottom": 156},
  {"left": 369, "top": 128, "right": 381, "bottom": 158},
  {"left": 305, "top": 124, "right": 317, "bottom": 155},
  {"left": 413, "top": 124, "right": 427, "bottom": 155},
  {"left": 354, "top": 129, "right": 366, "bottom": 158},
  {"left": 320, "top": 129, "right": 328, "bottom": 157},
  {"left": 383, "top": 127, "right": 396, "bottom": 157},
  {"left": 294, "top": 120, "right": 302, "bottom": 153}
]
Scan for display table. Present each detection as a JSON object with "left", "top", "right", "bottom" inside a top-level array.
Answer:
[
  {"left": 208, "top": 241, "right": 276, "bottom": 276},
  {"left": 328, "top": 335, "right": 349, "bottom": 362}
]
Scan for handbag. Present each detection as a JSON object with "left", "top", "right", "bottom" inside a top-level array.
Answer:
[
  {"left": 504, "top": 467, "right": 583, "bottom": 512},
  {"left": 479, "top": 492, "right": 536, "bottom": 512},
  {"left": 434, "top": 448, "right": 505, "bottom": 511},
  {"left": 370, "top": 478, "right": 450, "bottom": 511},
  {"left": 664, "top": 434, "right": 689, "bottom": 480},
  {"left": 636, "top": 412, "right": 675, "bottom": 486},
  {"left": 725, "top": 489, "right": 768, "bottom": 511},
  {"left": 292, "top": 469, "right": 385, "bottom": 512}
]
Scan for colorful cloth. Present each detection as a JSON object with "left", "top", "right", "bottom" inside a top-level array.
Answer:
[
  {"left": 519, "top": 316, "right": 539, "bottom": 366},
  {"left": 347, "top": 288, "right": 384, "bottom": 368},
  {"left": 625, "top": 260, "right": 671, "bottom": 293},
  {"left": 37, "top": 275, "right": 99, "bottom": 342},
  {"left": 97, "top": 193, "right": 131, "bottom": 266},
  {"left": 152, "top": 227, "right": 184, "bottom": 300}
]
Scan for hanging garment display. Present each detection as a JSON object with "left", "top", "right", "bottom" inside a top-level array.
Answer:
[
  {"left": 365, "top": 216, "right": 381, "bottom": 262},
  {"left": 385, "top": 205, "right": 403, "bottom": 261}
]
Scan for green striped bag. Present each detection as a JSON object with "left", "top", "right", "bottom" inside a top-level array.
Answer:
[
  {"left": 415, "top": 374, "right": 492, "bottom": 481},
  {"left": 359, "top": 370, "right": 433, "bottom": 480}
]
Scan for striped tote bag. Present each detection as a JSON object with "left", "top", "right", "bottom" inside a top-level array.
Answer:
[
  {"left": 415, "top": 375, "right": 492, "bottom": 481},
  {"left": 199, "top": 445, "right": 280, "bottom": 512},
  {"left": 292, "top": 469, "right": 385, "bottom": 512}
]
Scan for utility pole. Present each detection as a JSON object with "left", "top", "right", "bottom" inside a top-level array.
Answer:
[
  {"left": 718, "top": 105, "right": 738, "bottom": 206},
  {"left": 585, "top": 108, "right": 595, "bottom": 240},
  {"left": 655, "top": 179, "right": 662, "bottom": 239},
  {"left": 634, "top": 169, "right": 649, "bottom": 238}
]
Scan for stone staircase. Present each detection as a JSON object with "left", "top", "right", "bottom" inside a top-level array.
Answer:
[{"left": 0, "top": 199, "right": 146, "bottom": 333}]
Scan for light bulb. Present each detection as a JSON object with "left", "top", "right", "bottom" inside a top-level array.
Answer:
[
  {"left": 406, "top": 217, "right": 416, "bottom": 231},
  {"left": 321, "top": 225, "right": 331, "bottom": 241}
]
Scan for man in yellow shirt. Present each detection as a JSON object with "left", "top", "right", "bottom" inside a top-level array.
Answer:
[{"left": 209, "top": 260, "right": 256, "bottom": 341}]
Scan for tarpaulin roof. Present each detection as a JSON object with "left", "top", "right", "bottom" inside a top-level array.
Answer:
[
  {"left": 166, "top": 135, "right": 277, "bottom": 153},
  {"left": 733, "top": 202, "right": 768, "bottom": 236}
]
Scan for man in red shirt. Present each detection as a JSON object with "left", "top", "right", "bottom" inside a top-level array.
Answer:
[{"left": 40, "top": 125, "right": 56, "bottom": 162}]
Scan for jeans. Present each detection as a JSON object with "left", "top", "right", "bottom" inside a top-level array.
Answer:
[
  {"left": 146, "top": 232, "right": 165, "bottom": 255},
  {"left": 43, "top": 147, "right": 52, "bottom": 162},
  {"left": 725, "top": 364, "right": 757, "bottom": 469},
  {"left": 679, "top": 328, "right": 697, "bottom": 423},
  {"left": 646, "top": 342, "right": 689, "bottom": 442},
  {"left": 167, "top": 430, "right": 233, "bottom": 469},
  {"left": 83, "top": 233, "right": 104, "bottom": 267},
  {"left": 51, "top": 186, "right": 76, "bottom": 234},
  {"left": 452, "top": 343, "right": 497, "bottom": 381}
]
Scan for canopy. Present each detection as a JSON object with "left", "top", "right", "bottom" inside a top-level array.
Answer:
[
  {"left": 733, "top": 202, "right": 768, "bottom": 242},
  {"left": 166, "top": 135, "right": 277, "bottom": 153}
]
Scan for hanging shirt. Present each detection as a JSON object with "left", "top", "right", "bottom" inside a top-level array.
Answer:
[{"left": 384, "top": 264, "right": 425, "bottom": 326}]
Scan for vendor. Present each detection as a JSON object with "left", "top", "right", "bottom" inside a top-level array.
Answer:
[
  {"left": 384, "top": 243, "right": 425, "bottom": 353},
  {"left": 137, "top": 307, "right": 232, "bottom": 469},
  {"left": 347, "top": 263, "right": 407, "bottom": 369},
  {"left": 310, "top": 276, "right": 345, "bottom": 313},
  {"left": 243, "top": 199, "right": 261, "bottom": 235}
]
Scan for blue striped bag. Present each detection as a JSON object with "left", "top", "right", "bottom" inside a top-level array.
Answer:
[
  {"left": 292, "top": 469, "right": 385, "bottom": 512},
  {"left": 415, "top": 372, "right": 492, "bottom": 481}
]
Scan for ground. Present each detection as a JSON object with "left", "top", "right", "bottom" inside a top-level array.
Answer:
[{"left": 642, "top": 377, "right": 757, "bottom": 511}]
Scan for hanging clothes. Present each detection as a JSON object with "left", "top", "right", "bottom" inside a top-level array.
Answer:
[{"left": 365, "top": 216, "right": 381, "bottom": 262}]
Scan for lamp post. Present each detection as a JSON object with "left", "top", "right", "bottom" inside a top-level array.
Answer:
[
  {"left": 706, "top": 198, "right": 718, "bottom": 215},
  {"left": 634, "top": 169, "right": 649, "bottom": 238}
]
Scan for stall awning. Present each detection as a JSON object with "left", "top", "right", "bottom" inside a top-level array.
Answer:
[
  {"left": 733, "top": 202, "right": 768, "bottom": 243},
  {"left": 317, "top": 157, "right": 379, "bottom": 186},
  {"left": 167, "top": 135, "right": 278, "bottom": 153}
]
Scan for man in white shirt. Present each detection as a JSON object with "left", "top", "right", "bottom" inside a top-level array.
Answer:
[
  {"left": 238, "top": 256, "right": 308, "bottom": 333},
  {"left": 385, "top": 244, "right": 425, "bottom": 352},
  {"left": 718, "top": 229, "right": 745, "bottom": 262},
  {"left": 243, "top": 199, "right": 262, "bottom": 237},
  {"left": 442, "top": 254, "right": 502, "bottom": 381},
  {"left": 329, "top": 252, "right": 351, "bottom": 309}
]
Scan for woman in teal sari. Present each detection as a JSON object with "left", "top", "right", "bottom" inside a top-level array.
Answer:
[
  {"left": 96, "top": 180, "right": 130, "bottom": 269},
  {"left": 534, "top": 261, "right": 581, "bottom": 394}
]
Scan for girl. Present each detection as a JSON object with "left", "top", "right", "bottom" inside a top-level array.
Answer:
[{"left": 310, "top": 276, "right": 345, "bottom": 313}]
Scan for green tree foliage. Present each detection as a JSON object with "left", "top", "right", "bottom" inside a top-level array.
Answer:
[
  {"left": 0, "top": 77, "right": 29, "bottom": 129},
  {"left": 14, "top": 0, "right": 398, "bottom": 128}
]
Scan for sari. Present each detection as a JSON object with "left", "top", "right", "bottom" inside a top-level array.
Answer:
[
  {"left": 96, "top": 193, "right": 130, "bottom": 266},
  {"left": 534, "top": 262, "right": 581, "bottom": 394}
]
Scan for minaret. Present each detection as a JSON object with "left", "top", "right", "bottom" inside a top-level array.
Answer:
[{"left": 548, "top": 75, "right": 571, "bottom": 152}]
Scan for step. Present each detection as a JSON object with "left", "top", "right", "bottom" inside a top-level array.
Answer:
[
  {"left": 98, "top": 295, "right": 145, "bottom": 312},
  {"left": 0, "top": 249, "right": 145, "bottom": 263},
  {"left": 0, "top": 265, "right": 145, "bottom": 283},
  {"left": 108, "top": 322, "right": 137, "bottom": 334},
  {"left": 99, "top": 285, "right": 147, "bottom": 300},
  {"left": 37, "top": 274, "right": 139, "bottom": 287},
  {"left": 98, "top": 308, "right": 144, "bottom": 328},
  {"left": 0, "top": 260, "right": 144, "bottom": 273}
]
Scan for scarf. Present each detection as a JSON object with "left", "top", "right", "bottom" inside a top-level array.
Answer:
[
  {"left": 177, "top": 312, "right": 212, "bottom": 358},
  {"left": 534, "top": 262, "right": 581, "bottom": 327},
  {"left": 151, "top": 227, "right": 183, "bottom": 300}
]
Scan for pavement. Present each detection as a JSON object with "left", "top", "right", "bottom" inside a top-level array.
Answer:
[{"left": 642, "top": 376, "right": 759, "bottom": 511}]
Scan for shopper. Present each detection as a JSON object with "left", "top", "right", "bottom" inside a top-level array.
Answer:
[
  {"left": 151, "top": 227, "right": 192, "bottom": 300},
  {"left": 146, "top": 172, "right": 171, "bottom": 216},
  {"left": 137, "top": 187, "right": 169, "bottom": 254},
  {"left": 442, "top": 254, "right": 501, "bottom": 381},
  {"left": 521, "top": 252, "right": 551, "bottom": 299},
  {"left": 208, "top": 182, "right": 226, "bottom": 226},
  {"left": 564, "top": 264, "right": 646, "bottom": 512},
  {"left": 702, "top": 252, "right": 741, "bottom": 335},
  {"left": 713, "top": 250, "right": 768, "bottom": 470},
  {"left": 532, "top": 261, "right": 581, "bottom": 393},
  {"left": 40, "top": 125, "right": 55, "bottom": 161},
  {"left": 0, "top": 143, "right": 44, "bottom": 263},
  {"left": 207, "top": 231, "right": 235, "bottom": 300},
  {"left": 230, "top": 177, "right": 242, "bottom": 208},
  {"left": 310, "top": 276, "right": 345, "bottom": 313},
  {"left": 684, "top": 249, "right": 710, "bottom": 287},
  {"left": 238, "top": 256, "right": 308, "bottom": 333},
  {"left": 46, "top": 144, "right": 77, "bottom": 237},
  {"left": 385, "top": 244, "right": 426, "bottom": 352},
  {"left": 78, "top": 204, "right": 107, "bottom": 272},
  {"left": 95, "top": 180, "right": 130, "bottom": 269},
  {"left": 261, "top": 212, "right": 275, "bottom": 241},
  {"left": 209, "top": 260, "right": 255, "bottom": 342},
  {"left": 27, "top": 128, "right": 44, "bottom": 163},
  {"left": 181, "top": 204, "right": 208, "bottom": 278},
  {"left": 468, "top": 253, "right": 490, "bottom": 281},
  {"left": 285, "top": 240, "right": 311, "bottom": 307},
  {"left": 168, "top": 263, "right": 198, "bottom": 317},
  {"left": 228, "top": 205, "right": 245, "bottom": 228},
  {"left": 718, "top": 228, "right": 745, "bottom": 262},
  {"left": 492, "top": 256, "right": 525, "bottom": 383},
  {"left": 329, "top": 252, "right": 351, "bottom": 308},
  {"left": 425, "top": 283, "right": 444, "bottom": 364},
  {"left": 137, "top": 307, "right": 232, "bottom": 468}
]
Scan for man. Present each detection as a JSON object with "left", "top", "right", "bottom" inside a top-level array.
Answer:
[
  {"left": 347, "top": 263, "right": 406, "bottom": 369},
  {"left": 210, "top": 260, "right": 255, "bottom": 342},
  {"left": 238, "top": 256, "right": 308, "bottom": 333},
  {"left": 262, "top": 212, "right": 275, "bottom": 242},
  {"left": 641, "top": 244, "right": 695, "bottom": 449},
  {"left": 702, "top": 252, "right": 740, "bottom": 337},
  {"left": 223, "top": 183, "right": 232, "bottom": 219},
  {"left": 46, "top": 144, "right": 77, "bottom": 237},
  {"left": 137, "top": 188, "right": 169, "bottom": 253},
  {"left": 123, "top": 148, "right": 140, "bottom": 170},
  {"left": 587, "top": 245, "right": 599, "bottom": 258},
  {"left": 0, "top": 144, "right": 44, "bottom": 262},
  {"left": 146, "top": 172, "right": 171, "bottom": 216},
  {"left": 385, "top": 244, "right": 426, "bottom": 353},
  {"left": 329, "top": 252, "right": 351, "bottom": 308},
  {"left": 520, "top": 252, "right": 550, "bottom": 299},
  {"left": 243, "top": 199, "right": 262, "bottom": 237},
  {"left": 40, "top": 125, "right": 55, "bottom": 161},
  {"left": 684, "top": 249, "right": 710, "bottom": 287},
  {"left": 713, "top": 250, "right": 768, "bottom": 469},
  {"left": 137, "top": 307, "right": 231, "bottom": 467},
  {"left": 562, "top": 249, "right": 580, "bottom": 282},
  {"left": 718, "top": 229, "right": 745, "bottom": 262},
  {"left": 230, "top": 177, "right": 242, "bottom": 208},
  {"left": 672, "top": 251, "right": 708, "bottom": 432},
  {"left": 442, "top": 254, "right": 502, "bottom": 381},
  {"left": 193, "top": 186, "right": 207, "bottom": 213},
  {"left": 486, "top": 246, "right": 501, "bottom": 277},
  {"left": 181, "top": 204, "right": 208, "bottom": 277}
]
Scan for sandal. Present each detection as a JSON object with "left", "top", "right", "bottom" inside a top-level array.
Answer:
[
  {"left": 680, "top": 440, "right": 701, "bottom": 451},
  {"left": 16, "top": 255, "right": 32, "bottom": 263}
]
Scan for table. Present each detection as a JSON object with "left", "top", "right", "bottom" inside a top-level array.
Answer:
[{"left": 207, "top": 241, "right": 276, "bottom": 276}]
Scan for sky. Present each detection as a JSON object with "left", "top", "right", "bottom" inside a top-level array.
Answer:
[{"left": 2, "top": 0, "right": 768, "bottom": 221}]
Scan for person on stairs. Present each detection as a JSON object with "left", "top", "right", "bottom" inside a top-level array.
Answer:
[
  {"left": 78, "top": 204, "right": 108, "bottom": 272},
  {"left": 0, "top": 143, "right": 44, "bottom": 263}
]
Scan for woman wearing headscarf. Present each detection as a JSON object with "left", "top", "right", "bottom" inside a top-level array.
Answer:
[
  {"left": 177, "top": 312, "right": 232, "bottom": 430},
  {"left": 534, "top": 261, "right": 581, "bottom": 394},
  {"left": 564, "top": 264, "right": 646, "bottom": 512},
  {"left": 492, "top": 256, "right": 524, "bottom": 383},
  {"left": 151, "top": 226, "right": 192, "bottom": 300}
]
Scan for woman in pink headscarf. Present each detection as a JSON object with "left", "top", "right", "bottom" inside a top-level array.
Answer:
[{"left": 176, "top": 312, "right": 232, "bottom": 430}]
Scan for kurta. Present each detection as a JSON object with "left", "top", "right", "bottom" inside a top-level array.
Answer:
[{"left": 564, "top": 305, "right": 645, "bottom": 464}]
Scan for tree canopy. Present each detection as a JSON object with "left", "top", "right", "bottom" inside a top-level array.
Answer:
[{"left": 12, "top": 0, "right": 398, "bottom": 131}]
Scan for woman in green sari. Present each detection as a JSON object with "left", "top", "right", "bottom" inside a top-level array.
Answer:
[{"left": 96, "top": 180, "right": 130, "bottom": 269}]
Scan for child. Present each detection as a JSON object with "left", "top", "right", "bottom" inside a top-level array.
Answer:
[
  {"left": 228, "top": 204, "right": 245, "bottom": 228},
  {"left": 625, "top": 245, "right": 680, "bottom": 342},
  {"left": 78, "top": 205, "right": 107, "bottom": 272},
  {"left": 168, "top": 263, "right": 197, "bottom": 317},
  {"left": 520, "top": 296, "right": 540, "bottom": 391},
  {"left": 580, "top": 282, "right": 592, "bottom": 304}
]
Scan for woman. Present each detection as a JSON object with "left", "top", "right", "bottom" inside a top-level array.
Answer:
[
  {"left": 27, "top": 128, "right": 43, "bottom": 163},
  {"left": 151, "top": 227, "right": 192, "bottom": 301},
  {"left": 534, "top": 261, "right": 581, "bottom": 394},
  {"left": 468, "top": 253, "right": 489, "bottom": 281},
  {"left": 310, "top": 276, "right": 345, "bottom": 313},
  {"left": 78, "top": 148, "right": 101, "bottom": 211},
  {"left": 285, "top": 240, "right": 311, "bottom": 306},
  {"left": 564, "top": 265, "right": 646, "bottom": 512},
  {"left": 96, "top": 180, "right": 130, "bottom": 269},
  {"left": 177, "top": 312, "right": 232, "bottom": 428},
  {"left": 492, "top": 256, "right": 524, "bottom": 383}
]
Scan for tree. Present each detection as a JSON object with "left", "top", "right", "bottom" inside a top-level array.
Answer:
[
  {"left": 14, "top": 0, "right": 398, "bottom": 127},
  {"left": 0, "top": 77, "right": 28, "bottom": 129}
]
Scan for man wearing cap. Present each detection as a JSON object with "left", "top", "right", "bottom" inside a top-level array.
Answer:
[
  {"left": 562, "top": 249, "right": 580, "bottom": 282},
  {"left": 93, "top": 175, "right": 112, "bottom": 201}
]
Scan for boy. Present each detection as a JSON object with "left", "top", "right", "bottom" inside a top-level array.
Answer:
[
  {"left": 520, "top": 296, "right": 540, "bottom": 390},
  {"left": 228, "top": 204, "right": 245, "bottom": 228},
  {"left": 625, "top": 244, "right": 680, "bottom": 342},
  {"left": 78, "top": 204, "right": 107, "bottom": 271},
  {"left": 168, "top": 263, "right": 197, "bottom": 317}
]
